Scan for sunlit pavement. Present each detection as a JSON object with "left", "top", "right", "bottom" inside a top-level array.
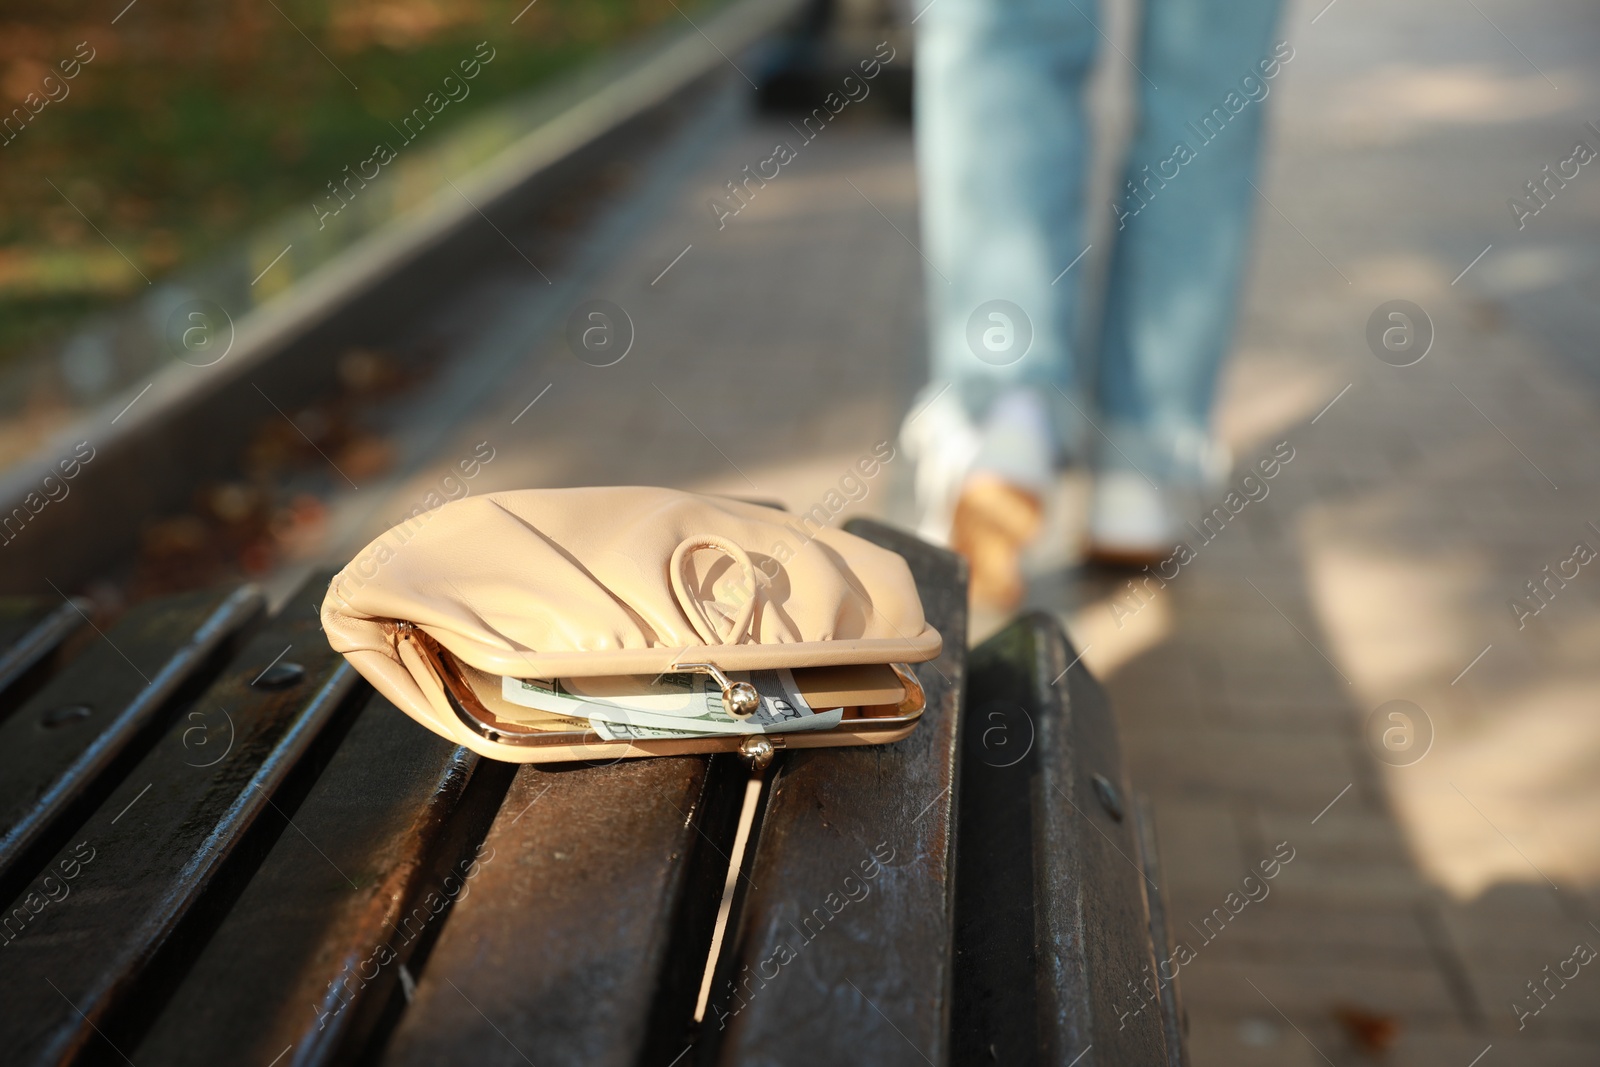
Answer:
[
  {"left": 1054, "top": 0, "right": 1600, "bottom": 1061},
  {"left": 319, "top": 0, "right": 1600, "bottom": 1060}
]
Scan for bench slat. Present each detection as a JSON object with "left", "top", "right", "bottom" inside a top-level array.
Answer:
[
  {"left": 0, "top": 597, "right": 91, "bottom": 718},
  {"left": 0, "top": 585, "right": 262, "bottom": 897},
  {"left": 707, "top": 519, "right": 968, "bottom": 1066},
  {"left": 380, "top": 753, "right": 747, "bottom": 1067},
  {"left": 0, "top": 526, "right": 1179, "bottom": 1063},
  {"left": 0, "top": 580, "right": 357, "bottom": 1065},
  {"left": 133, "top": 688, "right": 514, "bottom": 1067},
  {"left": 957, "top": 614, "right": 1174, "bottom": 1065},
  {"left": 1134, "top": 793, "right": 1189, "bottom": 1067}
]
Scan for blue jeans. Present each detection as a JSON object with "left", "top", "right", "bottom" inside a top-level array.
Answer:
[{"left": 916, "top": 0, "right": 1287, "bottom": 484}]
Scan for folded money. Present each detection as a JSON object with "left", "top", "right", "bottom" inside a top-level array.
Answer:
[
  {"left": 500, "top": 667, "right": 843, "bottom": 737},
  {"left": 590, "top": 710, "right": 845, "bottom": 743}
]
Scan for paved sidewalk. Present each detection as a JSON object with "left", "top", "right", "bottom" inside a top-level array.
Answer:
[
  {"left": 367, "top": 101, "right": 927, "bottom": 548},
  {"left": 1059, "top": 0, "right": 1600, "bottom": 1062},
  {"left": 330, "top": 0, "right": 1600, "bottom": 1061}
]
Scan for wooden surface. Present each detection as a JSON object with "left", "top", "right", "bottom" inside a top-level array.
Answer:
[
  {"left": 950, "top": 619, "right": 1043, "bottom": 1066},
  {"left": 1135, "top": 792, "right": 1189, "bottom": 1067},
  {"left": 958, "top": 613, "right": 1176, "bottom": 1066},
  {"left": 381, "top": 753, "right": 747, "bottom": 1067},
  {"left": 0, "top": 585, "right": 262, "bottom": 900},
  {"left": 133, "top": 692, "right": 512, "bottom": 1067},
  {"left": 705, "top": 518, "right": 969, "bottom": 1067},
  {"left": 0, "top": 527, "right": 1181, "bottom": 1066},
  {"left": 0, "top": 597, "right": 91, "bottom": 720},
  {"left": 0, "top": 578, "right": 356, "bottom": 1065}
]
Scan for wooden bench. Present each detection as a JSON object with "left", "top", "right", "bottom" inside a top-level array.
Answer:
[{"left": 0, "top": 521, "right": 1186, "bottom": 1066}]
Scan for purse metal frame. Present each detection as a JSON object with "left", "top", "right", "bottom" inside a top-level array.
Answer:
[{"left": 398, "top": 625, "right": 926, "bottom": 767}]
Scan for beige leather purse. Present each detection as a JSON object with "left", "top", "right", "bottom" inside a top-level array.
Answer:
[{"left": 321, "top": 487, "right": 941, "bottom": 765}]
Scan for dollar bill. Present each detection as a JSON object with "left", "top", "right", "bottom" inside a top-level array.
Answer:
[
  {"left": 590, "top": 708, "right": 844, "bottom": 742},
  {"left": 501, "top": 668, "right": 840, "bottom": 736}
]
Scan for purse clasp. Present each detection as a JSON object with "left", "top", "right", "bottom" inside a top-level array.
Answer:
[{"left": 670, "top": 661, "right": 760, "bottom": 719}]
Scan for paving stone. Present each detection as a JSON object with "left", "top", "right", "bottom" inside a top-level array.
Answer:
[{"left": 1177, "top": 957, "right": 1462, "bottom": 1020}]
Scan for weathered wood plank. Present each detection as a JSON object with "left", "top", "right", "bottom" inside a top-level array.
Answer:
[
  {"left": 950, "top": 619, "right": 1042, "bottom": 1067},
  {"left": 957, "top": 613, "right": 1173, "bottom": 1066},
  {"left": 706, "top": 519, "right": 968, "bottom": 1067},
  {"left": 0, "top": 585, "right": 263, "bottom": 898},
  {"left": 0, "top": 597, "right": 91, "bottom": 719},
  {"left": 1134, "top": 793, "right": 1189, "bottom": 1067},
  {"left": 0, "top": 578, "right": 360, "bottom": 1065},
  {"left": 380, "top": 752, "right": 748, "bottom": 1067},
  {"left": 134, "top": 691, "right": 515, "bottom": 1067},
  {"left": 0, "top": 597, "right": 55, "bottom": 652}
]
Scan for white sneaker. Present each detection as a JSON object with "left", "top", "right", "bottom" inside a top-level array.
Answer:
[
  {"left": 1086, "top": 470, "right": 1182, "bottom": 567},
  {"left": 900, "top": 385, "right": 1055, "bottom": 545},
  {"left": 902, "top": 385, "right": 1053, "bottom": 606},
  {"left": 972, "top": 388, "right": 1054, "bottom": 496},
  {"left": 899, "top": 385, "right": 980, "bottom": 546}
]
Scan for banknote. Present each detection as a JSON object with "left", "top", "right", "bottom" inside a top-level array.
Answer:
[
  {"left": 501, "top": 667, "right": 841, "bottom": 736},
  {"left": 590, "top": 708, "right": 844, "bottom": 742}
]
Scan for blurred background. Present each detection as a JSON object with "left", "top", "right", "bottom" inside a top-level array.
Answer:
[{"left": 2, "top": 0, "right": 1599, "bottom": 1063}]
